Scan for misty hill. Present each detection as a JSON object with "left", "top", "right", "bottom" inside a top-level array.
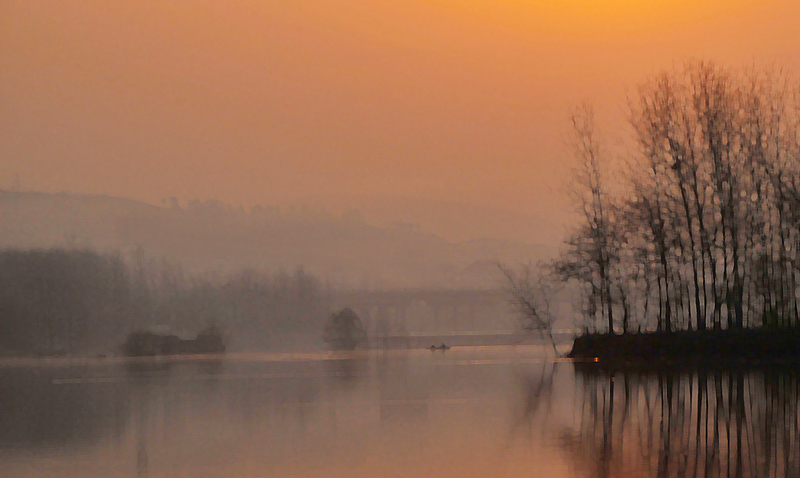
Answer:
[
  {"left": 0, "top": 190, "right": 554, "bottom": 288},
  {"left": 296, "top": 194, "right": 568, "bottom": 246}
]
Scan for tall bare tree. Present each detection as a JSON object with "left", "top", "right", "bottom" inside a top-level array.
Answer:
[
  {"left": 560, "top": 104, "right": 617, "bottom": 334},
  {"left": 556, "top": 61, "right": 800, "bottom": 334},
  {"left": 499, "top": 263, "right": 561, "bottom": 356}
]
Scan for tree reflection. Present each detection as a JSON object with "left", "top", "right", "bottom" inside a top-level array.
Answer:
[
  {"left": 326, "top": 357, "right": 366, "bottom": 387},
  {"left": 510, "top": 362, "right": 556, "bottom": 440},
  {"left": 568, "top": 364, "right": 800, "bottom": 478}
]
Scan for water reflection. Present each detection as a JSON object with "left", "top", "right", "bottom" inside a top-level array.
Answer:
[
  {"left": 5, "top": 350, "right": 800, "bottom": 478},
  {"left": 326, "top": 357, "right": 366, "bottom": 386},
  {"left": 569, "top": 364, "right": 800, "bottom": 478},
  {"left": 510, "top": 362, "right": 555, "bottom": 441},
  {"left": 0, "top": 366, "right": 130, "bottom": 450}
]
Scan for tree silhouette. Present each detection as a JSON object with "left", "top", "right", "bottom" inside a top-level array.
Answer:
[{"left": 322, "top": 308, "right": 366, "bottom": 351}]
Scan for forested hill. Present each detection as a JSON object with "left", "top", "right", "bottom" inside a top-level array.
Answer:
[{"left": 0, "top": 190, "right": 553, "bottom": 288}]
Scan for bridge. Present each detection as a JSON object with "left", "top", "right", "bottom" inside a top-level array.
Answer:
[{"left": 329, "top": 288, "right": 540, "bottom": 348}]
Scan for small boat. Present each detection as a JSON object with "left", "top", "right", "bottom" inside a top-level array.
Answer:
[{"left": 429, "top": 343, "right": 450, "bottom": 351}]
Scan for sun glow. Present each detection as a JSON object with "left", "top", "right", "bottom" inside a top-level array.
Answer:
[{"left": 429, "top": 0, "right": 756, "bottom": 37}]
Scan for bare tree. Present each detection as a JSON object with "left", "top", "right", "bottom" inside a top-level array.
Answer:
[
  {"left": 560, "top": 61, "right": 800, "bottom": 335},
  {"left": 558, "top": 104, "right": 618, "bottom": 334},
  {"left": 499, "top": 262, "right": 561, "bottom": 356}
]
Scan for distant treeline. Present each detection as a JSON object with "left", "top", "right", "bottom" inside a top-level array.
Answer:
[
  {"left": 0, "top": 248, "right": 328, "bottom": 356},
  {"left": 557, "top": 61, "right": 800, "bottom": 333}
]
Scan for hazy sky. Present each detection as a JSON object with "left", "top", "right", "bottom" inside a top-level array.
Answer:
[{"left": 2, "top": 0, "right": 799, "bottom": 220}]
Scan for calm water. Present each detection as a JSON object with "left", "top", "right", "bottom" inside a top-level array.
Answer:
[{"left": 1, "top": 347, "right": 799, "bottom": 478}]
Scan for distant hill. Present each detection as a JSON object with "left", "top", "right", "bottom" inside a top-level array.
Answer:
[
  {"left": 295, "top": 194, "right": 569, "bottom": 246},
  {"left": 0, "top": 190, "right": 556, "bottom": 288}
]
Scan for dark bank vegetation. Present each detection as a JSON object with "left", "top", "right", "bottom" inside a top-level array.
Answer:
[
  {"left": 569, "top": 328, "right": 800, "bottom": 364},
  {"left": 522, "top": 61, "right": 800, "bottom": 360},
  {"left": 0, "top": 248, "right": 328, "bottom": 357},
  {"left": 121, "top": 325, "right": 226, "bottom": 357}
]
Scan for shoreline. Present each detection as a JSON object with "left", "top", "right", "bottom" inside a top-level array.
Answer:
[{"left": 568, "top": 328, "right": 800, "bottom": 367}]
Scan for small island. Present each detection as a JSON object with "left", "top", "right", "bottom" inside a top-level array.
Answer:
[
  {"left": 122, "top": 326, "right": 226, "bottom": 357},
  {"left": 505, "top": 62, "right": 800, "bottom": 366}
]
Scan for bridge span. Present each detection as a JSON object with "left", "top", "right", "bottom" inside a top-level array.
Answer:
[{"left": 329, "top": 288, "right": 571, "bottom": 348}]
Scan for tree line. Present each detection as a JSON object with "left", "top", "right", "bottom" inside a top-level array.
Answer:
[
  {"left": 0, "top": 248, "right": 329, "bottom": 356},
  {"left": 554, "top": 61, "right": 800, "bottom": 334}
]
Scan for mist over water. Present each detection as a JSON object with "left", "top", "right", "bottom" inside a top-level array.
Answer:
[
  {"left": 1, "top": 349, "right": 797, "bottom": 478},
  {"left": 1, "top": 348, "right": 570, "bottom": 478},
  {"left": 4, "top": 1, "right": 800, "bottom": 476}
]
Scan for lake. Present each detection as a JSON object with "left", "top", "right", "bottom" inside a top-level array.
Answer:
[{"left": 1, "top": 346, "right": 798, "bottom": 477}]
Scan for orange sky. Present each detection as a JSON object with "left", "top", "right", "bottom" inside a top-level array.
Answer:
[{"left": 1, "top": 0, "right": 799, "bottom": 224}]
